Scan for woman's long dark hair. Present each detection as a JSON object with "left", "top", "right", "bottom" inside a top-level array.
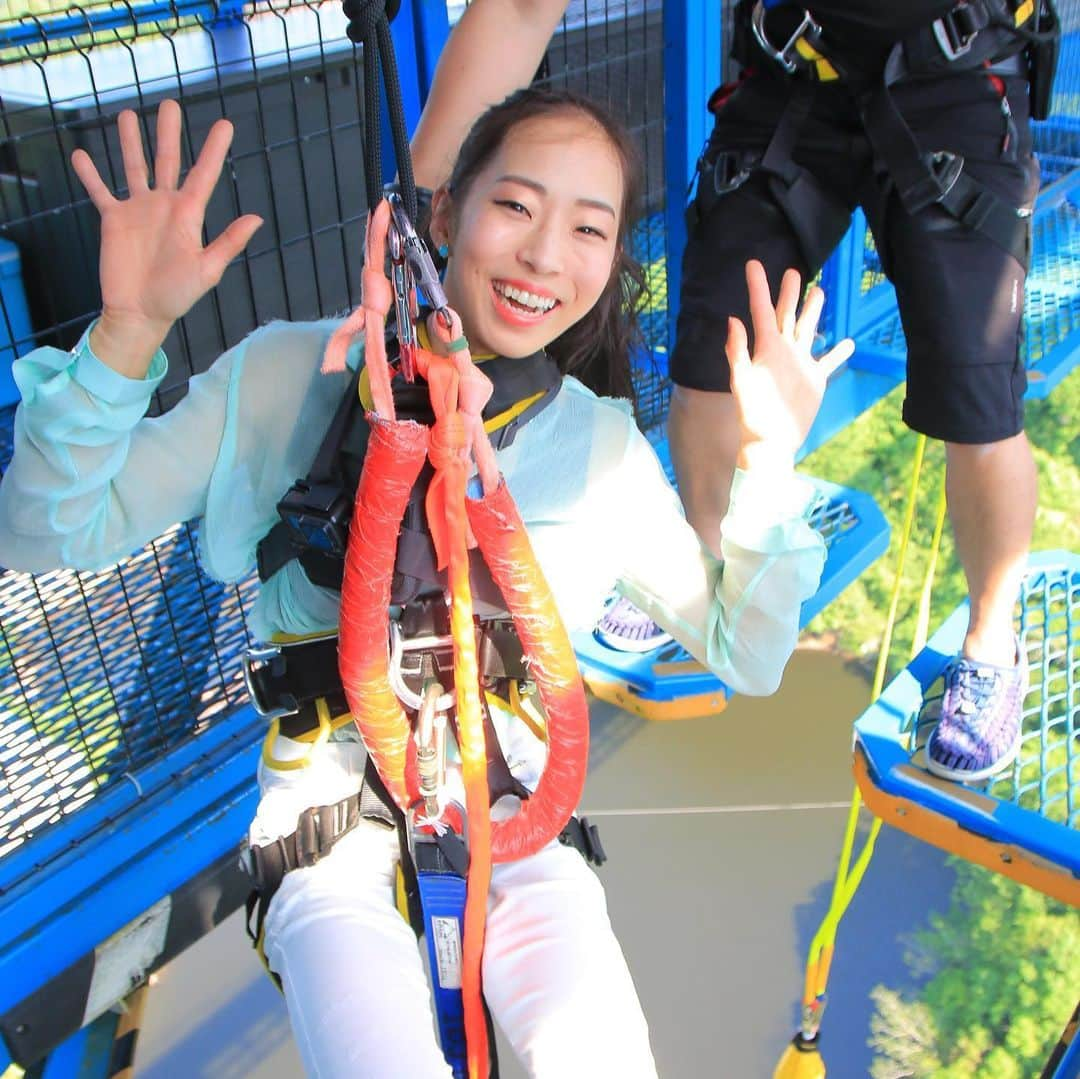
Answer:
[{"left": 446, "top": 88, "right": 646, "bottom": 403}]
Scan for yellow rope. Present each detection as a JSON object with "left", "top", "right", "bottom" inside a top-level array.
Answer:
[{"left": 800, "top": 434, "right": 949, "bottom": 1017}]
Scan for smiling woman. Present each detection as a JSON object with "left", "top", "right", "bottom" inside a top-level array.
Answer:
[
  {"left": 431, "top": 92, "right": 645, "bottom": 399},
  {"left": 0, "top": 0, "right": 852, "bottom": 1073}
]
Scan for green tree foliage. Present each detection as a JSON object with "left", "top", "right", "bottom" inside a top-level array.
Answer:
[{"left": 869, "top": 862, "right": 1080, "bottom": 1078}]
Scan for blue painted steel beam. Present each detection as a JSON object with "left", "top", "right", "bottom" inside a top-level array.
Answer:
[
  {"left": 662, "top": 0, "right": 720, "bottom": 350},
  {"left": 409, "top": 0, "right": 451, "bottom": 103},
  {"left": 39, "top": 1012, "right": 118, "bottom": 1079},
  {"left": 380, "top": 1, "right": 424, "bottom": 188},
  {"left": 0, "top": 0, "right": 244, "bottom": 48},
  {"left": 0, "top": 694, "right": 255, "bottom": 895},
  {"left": 1049, "top": 1017, "right": 1080, "bottom": 1079}
]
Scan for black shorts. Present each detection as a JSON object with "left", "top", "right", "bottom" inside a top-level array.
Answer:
[{"left": 669, "top": 69, "right": 1041, "bottom": 445}]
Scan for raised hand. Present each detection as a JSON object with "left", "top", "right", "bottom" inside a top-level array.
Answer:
[
  {"left": 727, "top": 261, "right": 854, "bottom": 472},
  {"left": 72, "top": 100, "right": 262, "bottom": 377}
]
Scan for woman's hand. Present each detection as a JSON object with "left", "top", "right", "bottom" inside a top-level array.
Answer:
[
  {"left": 728, "top": 260, "right": 854, "bottom": 473},
  {"left": 72, "top": 100, "right": 263, "bottom": 378}
]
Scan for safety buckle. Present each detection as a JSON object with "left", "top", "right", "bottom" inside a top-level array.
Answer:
[
  {"left": 928, "top": 150, "right": 965, "bottom": 201},
  {"left": 559, "top": 815, "right": 608, "bottom": 867},
  {"left": 931, "top": 3, "right": 982, "bottom": 61},
  {"left": 708, "top": 148, "right": 755, "bottom": 196},
  {"left": 242, "top": 644, "right": 298, "bottom": 719},
  {"left": 750, "top": 0, "right": 823, "bottom": 75}
]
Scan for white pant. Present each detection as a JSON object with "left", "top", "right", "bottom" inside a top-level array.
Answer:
[{"left": 254, "top": 735, "right": 657, "bottom": 1078}]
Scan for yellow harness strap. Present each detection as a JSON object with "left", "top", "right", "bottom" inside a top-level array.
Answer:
[{"left": 793, "top": 36, "right": 839, "bottom": 82}]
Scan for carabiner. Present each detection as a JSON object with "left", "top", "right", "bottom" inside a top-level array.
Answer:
[
  {"left": 387, "top": 193, "right": 452, "bottom": 329},
  {"left": 388, "top": 222, "right": 419, "bottom": 381}
]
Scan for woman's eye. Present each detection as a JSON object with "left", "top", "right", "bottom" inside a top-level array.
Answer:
[
  {"left": 495, "top": 199, "right": 529, "bottom": 216},
  {"left": 577, "top": 224, "right": 609, "bottom": 240}
]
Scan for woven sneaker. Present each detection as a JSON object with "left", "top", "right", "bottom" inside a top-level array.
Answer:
[
  {"left": 926, "top": 641, "right": 1028, "bottom": 783},
  {"left": 594, "top": 595, "right": 673, "bottom": 653}
]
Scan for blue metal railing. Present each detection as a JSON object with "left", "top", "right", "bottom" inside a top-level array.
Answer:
[{"left": 0, "top": 0, "right": 246, "bottom": 50}]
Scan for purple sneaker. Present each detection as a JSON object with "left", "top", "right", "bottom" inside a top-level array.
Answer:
[
  {"left": 595, "top": 595, "right": 672, "bottom": 653},
  {"left": 926, "top": 641, "right": 1028, "bottom": 783}
]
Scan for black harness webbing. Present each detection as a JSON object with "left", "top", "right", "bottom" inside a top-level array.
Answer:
[
  {"left": 243, "top": 758, "right": 607, "bottom": 978},
  {"left": 729, "top": 0, "right": 1059, "bottom": 266},
  {"left": 256, "top": 346, "right": 562, "bottom": 599}
]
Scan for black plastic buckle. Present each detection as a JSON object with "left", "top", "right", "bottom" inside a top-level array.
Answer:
[
  {"left": 276, "top": 481, "right": 351, "bottom": 557},
  {"left": 931, "top": 2, "right": 989, "bottom": 61},
  {"left": 295, "top": 804, "right": 339, "bottom": 868},
  {"left": 710, "top": 149, "right": 756, "bottom": 196},
  {"left": 559, "top": 815, "right": 607, "bottom": 867}
]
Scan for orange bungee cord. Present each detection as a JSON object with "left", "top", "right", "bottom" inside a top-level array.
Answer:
[{"left": 327, "top": 200, "right": 590, "bottom": 1078}]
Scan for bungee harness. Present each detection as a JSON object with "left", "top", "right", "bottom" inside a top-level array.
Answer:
[
  {"left": 697, "top": 0, "right": 1061, "bottom": 272},
  {"left": 240, "top": 6, "right": 597, "bottom": 1076}
]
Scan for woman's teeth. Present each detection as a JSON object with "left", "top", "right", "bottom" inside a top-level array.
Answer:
[{"left": 494, "top": 282, "right": 557, "bottom": 313}]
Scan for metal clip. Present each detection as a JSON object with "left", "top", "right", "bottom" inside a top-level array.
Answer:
[
  {"left": 750, "top": 1, "right": 823, "bottom": 75},
  {"left": 387, "top": 192, "right": 452, "bottom": 329},
  {"left": 928, "top": 150, "right": 964, "bottom": 201},
  {"left": 242, "top": 644, "right": 298, "bottom": 719},
  {"left": 388, "top": 217, "right": 419, "bottom": 382},
  {"left": 415, "top": 680, "right": 448, "bottom": 820},
  {"left": 388, "top": 621, "right": 456, "bottom": 712}
]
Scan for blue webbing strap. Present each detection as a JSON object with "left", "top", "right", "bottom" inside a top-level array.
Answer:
[{"left": 415, "top": 836, "right": 470, "bottom": 1079}]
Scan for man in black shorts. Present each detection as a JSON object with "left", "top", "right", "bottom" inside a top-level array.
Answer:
[{"left": 656, "top": 0, "right": 1056, "bottom": 782}]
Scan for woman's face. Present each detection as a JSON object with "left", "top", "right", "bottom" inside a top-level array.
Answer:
[{"left": 433, "top": 111, "right": 624, "bottom": 358}]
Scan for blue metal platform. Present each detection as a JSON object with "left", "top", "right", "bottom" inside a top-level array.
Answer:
[{"left": 853, "top": 552, "right": 1080, "bottom": 907}]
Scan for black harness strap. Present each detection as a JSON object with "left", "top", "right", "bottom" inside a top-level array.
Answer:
[
  {"left": 243, "top": 761, "right": 606, "bottom": 962},
  {"left": 857, "top": 44, "right": 1032, "bottom": 266},
  {"left": 731, "top": 0, "right": 1049, "bottom": 267},
  {"left": 342, "top": 0, "right": 418, "bottom": 222},
  {"left": 243, "top": 757, "right": 401, "bottom": 980},
  {"left": 256, "top": 348, "right": 563, "bottom": 594},
  {"left": 755, "top": 87, "right": 847, "bottom": 269}
]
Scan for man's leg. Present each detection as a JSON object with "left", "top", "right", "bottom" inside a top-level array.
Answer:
[
  {"left": 667, "top": 386, "right": 742, "bottom": 558},
  {"left": 946, "top": 433, "right": 1037, "bottom": 667},
  {"left": 878, "top": 71, "right": 1042, "bottom": 781}
]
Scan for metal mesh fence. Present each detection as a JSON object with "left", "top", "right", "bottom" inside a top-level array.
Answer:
[{"left": 0, "top": 0, "right": 668, "bottom": 857}]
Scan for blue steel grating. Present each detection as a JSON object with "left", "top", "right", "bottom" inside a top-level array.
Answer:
[
  {"left": 1023, "top": 195, "right": 1080, "bottom": 374},
  {"left": 0, "top": 527, "right": 257, "bottom": 857},
  {"left": 901, "top": 565, "right": 1080, "bottom": 829},
  {"left": 631, "top": 212, "right": 672, "bottom": 430},
  {"left": 856, "top": 190, "right": 1080, "bottom": 384}
]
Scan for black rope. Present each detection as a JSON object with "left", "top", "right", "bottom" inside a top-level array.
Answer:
[{"left": 342, "top": 0, "right": 418, "bottom": 224}]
